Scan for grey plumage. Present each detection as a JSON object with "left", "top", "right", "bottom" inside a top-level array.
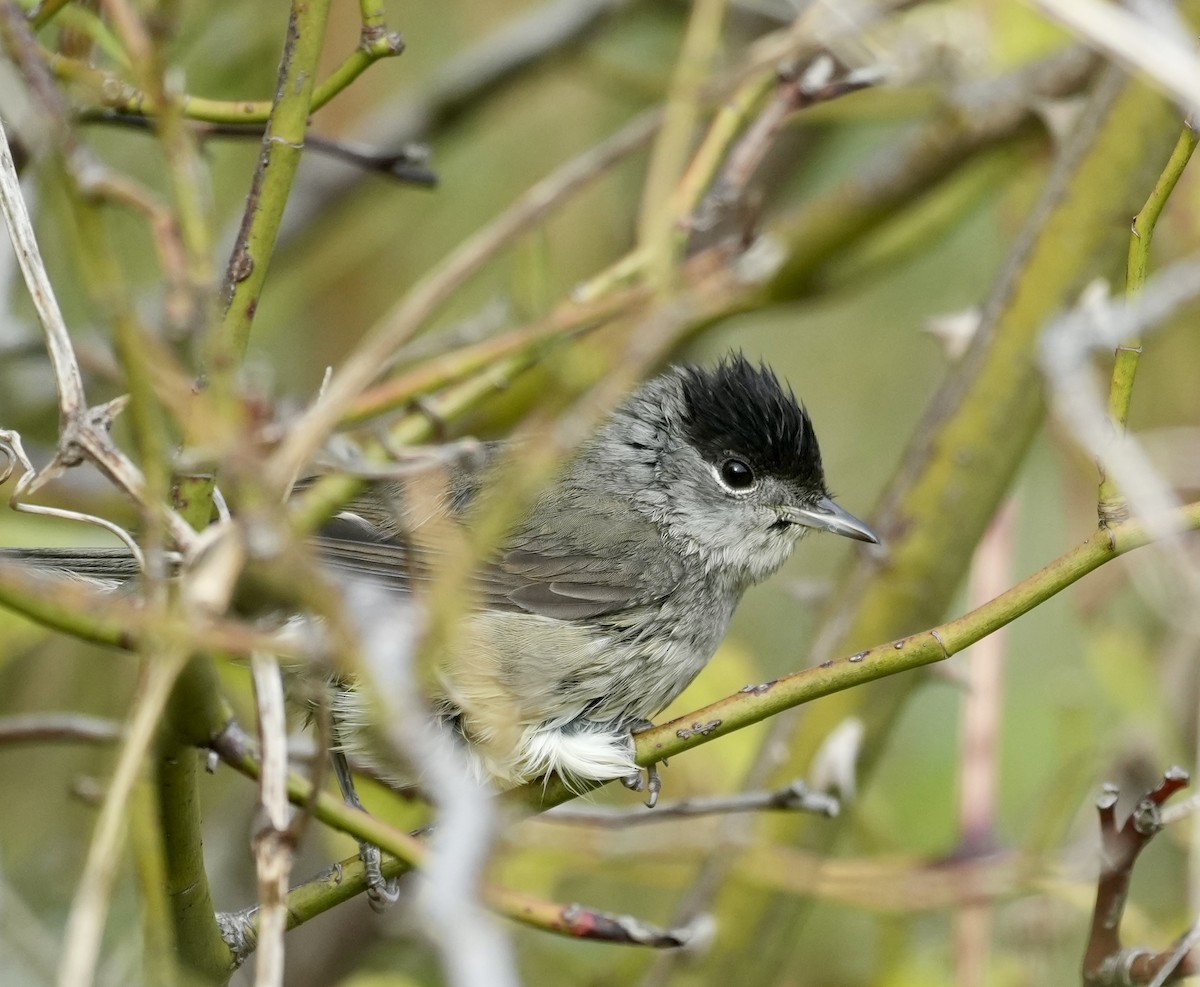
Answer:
[{"left": 0, "top": 355, "right": 878, "bottom": 788}]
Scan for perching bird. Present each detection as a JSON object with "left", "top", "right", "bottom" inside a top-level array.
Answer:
[{"left": 0, "top": 355, "right": 877, "bottom": 798}]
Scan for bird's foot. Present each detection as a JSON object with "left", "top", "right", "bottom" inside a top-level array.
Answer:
[
  {"left": 622, "top": 762, "right": 661, "bottom": 808},
  {"left": 359, "top": 840, "right": 401, "bottom": 911},
  {"left": 621, "top": 720, "right": 662, "bottom": 808}
]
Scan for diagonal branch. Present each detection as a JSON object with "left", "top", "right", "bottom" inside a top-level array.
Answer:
[{"left": 512, "top": 499, "right": 1200, "bottom": 811}]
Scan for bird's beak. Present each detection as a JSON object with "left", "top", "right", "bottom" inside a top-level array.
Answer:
[{"left": 783, "top": 496, "right": 880, "bottom": 544}]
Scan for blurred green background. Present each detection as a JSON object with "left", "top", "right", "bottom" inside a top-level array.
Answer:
[{"left": 2, "top": 1, "right": 1200, "bottom": 985}]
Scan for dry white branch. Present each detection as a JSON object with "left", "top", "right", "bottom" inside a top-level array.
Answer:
[
  {"left": 1031, "top": 0, "right": 1200, "bottom": 122},
  {"left": 0, "top": 119, "right": 196, "bottom": 554},
  {"left": 0, "top": 116, "right": 85, "bottom": 418},
  {"left": 250, "top": 652, "right": 294, "bottom": 987}
]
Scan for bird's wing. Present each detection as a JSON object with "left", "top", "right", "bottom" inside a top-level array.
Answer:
[
  {"left": 312, "top": 518, "right": 679, "bottom": 622},
  {"left": 312, "top": 459, "right": 682, "bottom": 620}
]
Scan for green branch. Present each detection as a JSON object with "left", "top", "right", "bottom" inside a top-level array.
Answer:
[
  {"left": 518, "top": 500, "right": 1200, "bottom": 810},
  {"left": 213, "top": 723, "right": 689, "bottom": 956},
  {"left": 211, "top": 0, "right": 332, "bottom": 362},
  {"left": 43, "top": 26, "right": 402, "bottom": 126},
  {"left": 1098, "top": 122, "right": 1198, "bottom": 520}
]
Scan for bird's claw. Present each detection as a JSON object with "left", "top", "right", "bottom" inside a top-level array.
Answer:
[
  {"left": 360, "top": 840, "right": 401, "bottom": 911},
  {"left": 621, "top": 762, "right": 661, "bottom": 808},
  {"left": 621, "top": 720, "right": 662, "bottom": 807}
]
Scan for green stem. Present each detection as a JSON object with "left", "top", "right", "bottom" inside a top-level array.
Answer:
[
  {"left": 129, "top": 779, "right": 180, "bottom": 987},
  {"left": 213, "top": 0, "right": 333, "bottom": 364},
  {"left": 152, "top": 483, "right": 236, "bottom": 983},
  {"left": 44, "top": 28, "right": 401, "bottom": 126},
  {"left": 215, "top": 724, "right": 683, "bottom": 954},
  {"left": 155, "top": 744, "right": 232, "bottom": 982},
  {"left": 1098, "top": 123, "right": 1198, "bottom": 519}
]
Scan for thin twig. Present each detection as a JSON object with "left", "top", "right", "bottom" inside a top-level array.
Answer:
[
  {"left": 0, "top": 714, "right": 122, "bottom": 746},
  {"left": 279, "top": 0, "right": 627, "bottom": 240},
  {"left": 0, "top": 114, "right": 85, "bottom": 420},
  {"left": 691, "top": 58, "right": 882, "bottom": 232},
  {"left": 215, "top": 0, "right": 333, "bottom": 361},
  {"left": 1098, "top": 123, "right": 1198, "bottom": 524},
  {"left": 77, "top": 114, "right": 440, "bottom": 186},
  {"left": 41, "top": 7, "right": 404, "bottom": 127},
  {"left": 342, "top": 284, "right": 650, "bottom": 426},
  {"left": 1041, "top": 255, "right": 1200, "bottom": 605},
  {"left": 543, "top": 779, "right": 838, "bottom": 826}
]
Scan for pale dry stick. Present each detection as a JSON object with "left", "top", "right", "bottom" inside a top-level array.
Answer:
[
  {"left": 57, "top": 651, "right": 189, "bottom": 987},
  {"left": 1040, "top": 260, "right": 1200, "bottom": 618},
  {"left": 1163, "top": 791, "right": 1200, "bottom": 826},
  {"left": 1031, "top": 0, "right": 1200, "bottom": 121},
  {"left": 0, "top": 114, "right": 84, "bottom": 419},
  {"left": 266, "top": 109, "right": 660, "bottom": 492},
  {"left": 0, "top": 116, "right": 196, "bottom": 551},
  {"left": 249, "top": 653, "right": 293, "bottom": 987}
]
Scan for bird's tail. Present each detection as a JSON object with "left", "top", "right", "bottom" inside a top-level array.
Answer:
[{"left": 0, "top": 547, "right": 143, "bottom": 583}]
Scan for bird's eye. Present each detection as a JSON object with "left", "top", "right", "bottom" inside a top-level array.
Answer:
[{"left": 719, "top": 458, "right": 755, "bottom": 490}]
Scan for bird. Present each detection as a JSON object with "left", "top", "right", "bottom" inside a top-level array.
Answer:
[{"left": 0, "top": 355, "right": 878, "bottom": 799}]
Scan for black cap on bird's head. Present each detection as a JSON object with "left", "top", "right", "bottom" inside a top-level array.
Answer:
[
  {"left": 676, "top": 355, "right": 879, "bottom": 545},
  {"left": 677, "top": 355, "right": 822, "bottom": 490}
]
